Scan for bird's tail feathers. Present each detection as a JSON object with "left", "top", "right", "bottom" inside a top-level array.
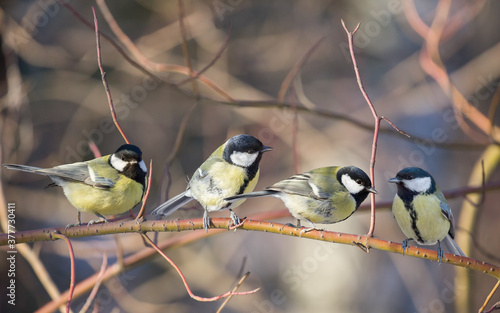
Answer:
[
  {"left": 443, "top": 234, "right": 466, "bottom": 257},
  {"left": 152, "top": 191, "right": 193, "bottom": 217},
  {"left": 225, "top": 190, "right": 276, "bottom": 202},
  {"left": 3, "top": 164, "right": 44, "bottom": 174}
]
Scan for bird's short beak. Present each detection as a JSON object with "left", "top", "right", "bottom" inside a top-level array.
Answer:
[
  {"left": 367, "top": 187, "right": 377, "bottom": 194},
  {"left": 262, "top": 146, "right": 273, "bottom": 152},
  {"left": 388, "top": 177, "right": 400, "bottom": 184}
]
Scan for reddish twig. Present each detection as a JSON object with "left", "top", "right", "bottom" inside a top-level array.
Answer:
[
  {"left": 92, "top": 7, "right": 130, "bottom": 144},
  {"left": 341, "top": 20, "right": 408, "bottom": 237},
  {"left": 52, "top": 233, "right": 75, "bottom": 313},
  {"left": 215, "top": 272, "right": 251, "bottom": 313},
  {"left": 405, "top": 0, "right": 496, "bottom": 143},
  {"left": 88, "top": 141, "right": 102, "bottom": 158},
  {"left": 79, "top": 253, "right": 108, "bottom": 313},
  {"left": 136, "top": 160, "right": 153, "bottom": 220},
  {"left": 341, "top": 21, "right": 378, "bottom": 238},
  {"left": 141, "top": 233, "right": 260, "bottom": 301},
  {"left": 95, "top": 0, "right": 233, "bottom": 102}
]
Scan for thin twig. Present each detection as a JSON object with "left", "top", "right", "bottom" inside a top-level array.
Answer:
[
  {"left": 487, "top": 86, "right": 500, "bottom": 141},
  {"left": 289, "top": 88, "right": 301, "bottom": 174},
  {"left": 278, "top": 36, "right": 325, "bottom": 102},
  {"left": 52, "top": 233, "right": 75, "bottom": 313},
  {"left": 406, "top": 0, "right": 498, "bottom": 143},
  {"left": 79, "top": 253, "right": 108, "bottom": 313},
  {"left": 341, "top": 20, "right": 378, "bottom": 238},
  {"left": 92, "top": 7, "right": 130, "bottom": 144},
  {"left": 88, "top": 141, "right": 102, "bottom": 158},
  {"left": 176, "top": 23, "right": 232, "bottom": 87},
  {"left": 177, "top": 0, "right": 199, "bottom": 97},
  {"left": 216, "top": 272, "right": 252, "bottom": 313},
  {"left": 341, "top": 20, "right": 409, "bottom": 238},
  {"left": 95, "top": 0, "right": 233, "bottom": 101},
  {"left": 483, "top": 302, "right": 500, "bottom": 313},
  {"left": 141, "top": 233, "right": 260, "bottom": 301},
  {"left": 159, "top": 102, "right": 198, "bottom": 203},
  {"left": 479, "top": 280, "right": 500, "bottom": 313},
  {"left": 59, "top": 0, "right": 164, "bottom": 84},
  {"left": 136, "top": 160, "right": 153, "bottom": 220}
]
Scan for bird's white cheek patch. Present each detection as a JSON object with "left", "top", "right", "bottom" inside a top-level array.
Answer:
[
  {"left": 342, "top": 174, "right": 364, "bottom": 194},
  {"left": 139, "top": 160, "right": 148, "bottom": 173},
  {"left": 404, "top": 177, "right": 431, "bottom": 193},
  {"left": 230, "top": 151, "right": 258, "bottom": 167},
  {"left": 110, "top": 154, "right": 128, "bottom": 172}
]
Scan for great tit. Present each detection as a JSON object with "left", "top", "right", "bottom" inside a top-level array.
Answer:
[
  {"left": 225, "top": 166, "right": 376, "bottom": 232},
  {"left": 3, "top": 144, "right": 147, "bottom": 227},
  {"left": 389, "top": 167, "right": 465, "bottom": 262},
  {"left": 152, "top": 134, "right": 272, "bottom": 231}
]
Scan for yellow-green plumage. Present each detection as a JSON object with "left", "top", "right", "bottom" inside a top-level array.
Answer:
[
  {"left": 389, "top": 167, "right": 464, "bottom": 261},
  {"left": 189, "top": 147, "right": 260, "bottom": 211},
  {"left": 152, "top": 134, "right": 271, "bottom": 231},
  {"left": 271, "top": 167, "right": 358, "bottom": 224},
  {"left": 392, "top": 192, "right": 450, "bottom": 245},
  {"left": 3, "top": 144, "right": 147, "bottom": 226},
  {"left": 62, "top": 155, "right": 144, "bottom": 215},
  {"left": 225, "top": 165, "right": 376, "bottom": 228}
]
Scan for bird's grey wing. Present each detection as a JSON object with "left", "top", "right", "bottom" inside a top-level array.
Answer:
[
  {"left": 268, "top": 173, "right": 323, "bottom": 199},
  {"left": 4, "top": 162, "right": 115, "bottom": 189},
  {"left": 439, "top": 201, "right": 455, "bottom": 238},
  {"left": 46, "top": 163, "right": 114, "bottom": 188}
]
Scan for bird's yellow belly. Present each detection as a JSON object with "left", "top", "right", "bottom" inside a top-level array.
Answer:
[
  {"left": 282, "top": 193, "right": 356, "bottom": 224},
  {"left": 190, "top": 165, "right": 259, "bottom": 212},
  {"left": 392, "top": 195, "right": 450, "bottom": 245},
  {"left": 62, "top": 179, "right": 143, "bottom": 216}
]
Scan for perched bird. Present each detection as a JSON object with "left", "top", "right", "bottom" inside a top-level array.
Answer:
[
  {"left": 389, "top": 167, "right": 465, "bottom": 262},
  {"left": 152, "top": 134, "right": 272, "bottom": 231},
  {"left": 4, "top": 144, "right": 147, "bottom": 227},
  {"left": 225, "top": 166, "right": 376, "bottom": 232}
]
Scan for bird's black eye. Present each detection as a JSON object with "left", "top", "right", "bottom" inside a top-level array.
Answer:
[
  {"left": 356, "top": 179, "right": 362, "bottom": 184},
  {"left": 121, "top": 156, "right": 126, "bottom": 161}
]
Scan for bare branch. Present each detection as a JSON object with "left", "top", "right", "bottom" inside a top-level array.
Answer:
[{"left": 92, "top": 7, "right": 130, "bottom": 144}]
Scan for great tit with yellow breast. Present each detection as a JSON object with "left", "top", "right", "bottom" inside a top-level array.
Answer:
[
  {"left": 152, "top": 134, "right": 272, "bottom": 231},
  {"left": 3, "top": 144, "right": 147, "bottom": 227},
  {"left": 389, "top": 167, "right": 465, "bottom": 262},
  {"left": 225, "top": 166, "right": 376, "bottom": 232}
]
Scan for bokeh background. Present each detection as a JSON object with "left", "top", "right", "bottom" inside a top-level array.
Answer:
[{"left": 1, "top": 0, "right": 500, "bottom": 312}]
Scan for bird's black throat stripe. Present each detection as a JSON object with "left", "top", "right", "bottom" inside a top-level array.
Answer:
[
  {"left": 234, "top": 154, "right": 261, "bottom": 197},
  {"left": 397, "top": 186, "right": 425, "bottom": 243}
]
